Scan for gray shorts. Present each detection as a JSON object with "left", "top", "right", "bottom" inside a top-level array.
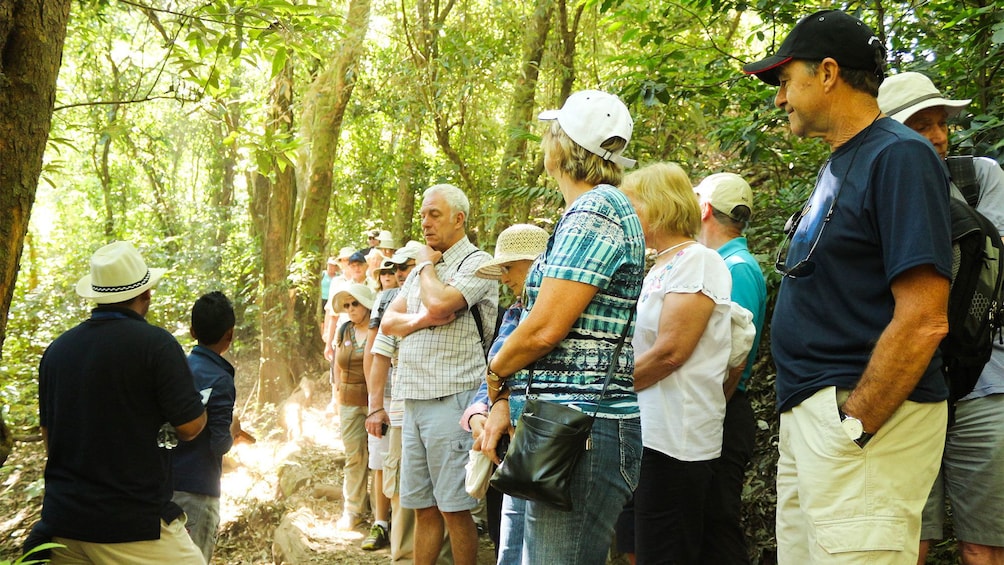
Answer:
[
  {"left": 921, "top": 393, "right": 1004, "bottom": 545},
  {"left": 400, "top": 391, "right": 476, "bottom": 513}
]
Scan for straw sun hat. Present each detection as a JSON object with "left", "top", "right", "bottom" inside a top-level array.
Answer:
[
  {"left": 331, "top": 282, "right": 375, "bottom": 313},
  {"left": 475, "top": 224, "right": 549, "bottom": 280},
  {"left": 75, "top": 241, "right": 166, "bottom": 304}
]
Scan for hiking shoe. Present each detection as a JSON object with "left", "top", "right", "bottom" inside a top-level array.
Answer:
[{"left": 361, "top": 523, "right": 389, "bottom": 550}]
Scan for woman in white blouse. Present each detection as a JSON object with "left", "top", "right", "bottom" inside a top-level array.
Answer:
[{"left": 617, "top": 162, "right": 733, "bottom": 564}]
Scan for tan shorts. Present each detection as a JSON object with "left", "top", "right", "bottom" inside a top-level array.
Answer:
[
  {"left": 52, "top": 516, "right": 205, "bottom": 565},
  {"left": 776, "top": 386, "right": 946, "bottom": 564}
]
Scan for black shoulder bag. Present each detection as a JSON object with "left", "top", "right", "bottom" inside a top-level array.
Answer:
[{"left": 489, "top": 309, "right": 634, "bottom": 511}]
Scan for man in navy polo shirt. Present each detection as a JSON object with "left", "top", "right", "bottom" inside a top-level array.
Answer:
[{"left": 36, "top": 241, "right": 207, "bottom": 564}]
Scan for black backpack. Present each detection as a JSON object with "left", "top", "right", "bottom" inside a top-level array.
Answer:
[{"left": 941, "top": 156, "right": 1004, "bottom": 404}]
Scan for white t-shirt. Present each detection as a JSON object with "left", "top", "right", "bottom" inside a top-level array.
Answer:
[{"left": 635, "top": 244, "right": 732, "bottom": 461}]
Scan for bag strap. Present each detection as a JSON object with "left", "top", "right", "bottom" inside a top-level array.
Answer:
[
  {"left": 457, "top": 248, "right": 491, "bottom": 359},
  {"left": 946, "top": 155, "right": 981, "bottom": 207},
  {"left": 524, "top": 306, "right": 636, "bottom": 418}
]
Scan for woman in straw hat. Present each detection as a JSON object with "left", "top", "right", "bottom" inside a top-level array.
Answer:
[
  {"left": 479, "top": 90, "right": 645, "bottom": 564},
  {"left": 458, "top": 223, "right": 549, "bottom": 558},
  {"left": 329, "top": 282, "right": 376, "bottom": 531}
]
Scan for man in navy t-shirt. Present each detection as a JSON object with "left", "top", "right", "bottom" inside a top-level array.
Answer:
[{"left": 744, "top": 10, "right": 952, "bottom": 564}]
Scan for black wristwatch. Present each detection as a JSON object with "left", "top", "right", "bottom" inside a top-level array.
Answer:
[{"left": 839, "top": 410, "right": 874, "bottom": 448}]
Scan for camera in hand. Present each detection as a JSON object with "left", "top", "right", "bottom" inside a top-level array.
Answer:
[{"left": 496, "top": 432, "right": 510, "bottom": 461}]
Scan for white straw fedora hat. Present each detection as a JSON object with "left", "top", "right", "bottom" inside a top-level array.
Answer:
[
  {"left": 476, "top": 224, "right": 550, "bottom": 280},
  {"left": 76, "top": 241, "right": 167, "bottom": 304},
  {"left": 331, "top": 282, "right": 375, "bottom": 313}
]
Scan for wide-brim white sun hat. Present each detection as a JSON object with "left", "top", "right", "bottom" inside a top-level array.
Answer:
[
  {"left": 476, "top": 224, "right": 550, "bottom": 280},
  {"left": 878, "top": 71, "right": 970, "bottom": 124},
  {"left": 75, "top": 241, "right": 167, "bottom": 304},
  {"left": 331, "top": 282, "right": 375, "bottom": 313},
  {"left": 538, "top": 90, "right": 636, "bottom": 168}
]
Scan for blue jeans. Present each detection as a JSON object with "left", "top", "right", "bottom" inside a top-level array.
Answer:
[
  {"left": 498, "top": 493, "right": 527, "bottom": 565},
  {"left": 499, "top": 416, "right": 642, "bottom": 565}
]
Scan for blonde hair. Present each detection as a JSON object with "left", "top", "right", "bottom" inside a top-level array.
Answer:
[
  {"left": 542, "top": 122, "right": 625, "bottom": 186},
  {"left": 621, "top": 162, "right": 700, "bottom": 238}
]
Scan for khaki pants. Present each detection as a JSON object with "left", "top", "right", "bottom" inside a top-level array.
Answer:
[
  {"left": 340, "top": 404, "right": 370, "bottom": 516},
  {"left": 52, "top": 517, "right": 206, "bottom": 565},
  {"left": 776, "top": 386, "right": 946, "bottom": 564}
]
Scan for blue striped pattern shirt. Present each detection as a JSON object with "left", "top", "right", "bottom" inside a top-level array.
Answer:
[{"left": 508, "top": 185, "right": 645, "bottom": 420}]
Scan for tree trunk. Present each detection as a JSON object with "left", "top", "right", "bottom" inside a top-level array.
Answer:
[
  {"left": 295, "top": 0, "right": 372, "bottom": 363},
  {"left": 394, "top": 121, "right": 423, "bottom": 241},
  {"left": 0, "top": 0, "right": 73, "bottom": 464},
  {"left": 493, "top": 0, "right": 555, "bottom": 235},
  {"left": 258, "top": 56, "right": 299, "bottom": 406}
]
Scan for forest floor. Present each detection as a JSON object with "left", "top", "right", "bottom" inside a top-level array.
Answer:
[{"left": 0, "top": 372, "right": 497, "bottom": 564}]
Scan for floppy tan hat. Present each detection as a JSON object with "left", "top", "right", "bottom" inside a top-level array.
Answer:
[
  {"left": 76, "top": 241, "right": 166, "bottom": 304},
  {"left": 878, "top": 71, "right": 970, "bottom": 123},
  {"left": 377, "top": 230, "right": 397, "bottom": 249},
  {"left": 476, "top": 224, "right": 549, "bottom": 280},
  {"left": 331, "top": 282, "right": 375, "bottom": 313}
]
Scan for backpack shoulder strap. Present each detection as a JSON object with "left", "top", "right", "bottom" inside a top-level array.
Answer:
[
  {"left": 946, "top": 155, "right": 981, "bottom": 207},
  {"left": 337, "top": 320, "right": 352, "bottom": 343}
]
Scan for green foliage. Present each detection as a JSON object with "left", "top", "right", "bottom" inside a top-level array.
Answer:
[
  {"left": 0, "top": 542, "right": 63, "bottom": 565},
  {"left": 4, "top": 0, "right": 1004, "bottom": 560}
]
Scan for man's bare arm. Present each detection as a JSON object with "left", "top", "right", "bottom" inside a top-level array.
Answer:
[{"left": 841, "top": 264, "right": 950, "bottom": 433}]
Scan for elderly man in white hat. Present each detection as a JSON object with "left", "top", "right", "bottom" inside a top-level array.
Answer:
[
  {"left": 33, "top": 241, "right": 207, "bottom": 564},
  {"left": 879, "top": 71, "right": 1004, "bottom": 565}
]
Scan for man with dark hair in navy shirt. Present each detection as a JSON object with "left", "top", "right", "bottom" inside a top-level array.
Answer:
[
  {"left": 36, "top": 241, "right": 207, "bottom": 564},
  {"left": 744, "top": 10, "right": 953, "bottom": 564},
  {"left": 173, "top": 291, "right": 247, "bottom": 563}
]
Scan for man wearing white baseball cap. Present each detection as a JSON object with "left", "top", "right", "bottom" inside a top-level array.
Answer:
[
  {"left": 879, "top": 71, "right": 1004, "bottom": 565},
  {"left": 33, "top": 241, "right": 207, "bottom": 563},
  {"left": 694, "top": 172, "right": 766, "bottom": 564}
]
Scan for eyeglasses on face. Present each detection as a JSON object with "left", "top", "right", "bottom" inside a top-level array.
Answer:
[
  {"left": 342, "top": 300, "right": 361, "bottom": 310},
  {"left": 397, "top": 262, "right": 416, "bottom": 272}
]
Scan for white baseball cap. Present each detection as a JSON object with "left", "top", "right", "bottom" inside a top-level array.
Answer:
[
  {"left": 538, "top": 90, "right": 636, "bottom": 168},
  {"left": 695, "top": 173, "right": 754, "bottom": 220}
]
